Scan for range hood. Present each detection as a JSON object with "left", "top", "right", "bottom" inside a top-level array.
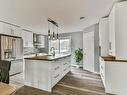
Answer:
[{"left": 33, "top": 33, "right": 45, "bottom": 48}]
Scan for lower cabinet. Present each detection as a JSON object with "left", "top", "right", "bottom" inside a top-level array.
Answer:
[
  {"left": 25, "top": 56, "right": 71, "bottom": 92},
  {"left": 99, "top": 57, "right": 105, "bottom": 87},
  {"left": 100, "top": 58, "right": 127, "bottom": 95},
  {"left": 51, "top": 57, "right": 71, "bottom": 87}
]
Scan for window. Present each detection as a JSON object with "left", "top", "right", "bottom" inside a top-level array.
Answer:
[
  {"left": 49, "top": 37, "right": 71, "bottom": 54},
  {"left": 50, "top": 40, "right": 59, "bottom": 54},
  {"left": 60, "top": 39, "right": 71, "bottom": 54}
]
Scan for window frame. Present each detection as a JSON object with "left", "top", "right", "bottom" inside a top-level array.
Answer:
[{"left": 49, "top": 36, "right": 71, "bottom": 54}]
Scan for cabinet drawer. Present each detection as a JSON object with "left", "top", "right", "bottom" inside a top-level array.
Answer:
[
  {"left": 52, "top": 65, "right": 61, "bottom": 77},
  {"left": 52, "top": 73, "right": 61, "bottom": 87},
  {"left": 62, "top": 67, "right": 69, "bottom": 76},
  {"left": 52, "top": 61, "right": 61, "bottom": 69}
]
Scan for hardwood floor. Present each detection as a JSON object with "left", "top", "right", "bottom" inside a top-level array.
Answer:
[
  {"left": 14, "top": 67, "right": 111, "bottom": 95},
  {"left": 10, "top": 73, "right": 24, "bottom": 89}
]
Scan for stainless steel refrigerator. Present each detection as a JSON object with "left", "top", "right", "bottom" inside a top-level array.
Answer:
[{"left": 0, "top": 34, "right": 23, "bottom": 75}]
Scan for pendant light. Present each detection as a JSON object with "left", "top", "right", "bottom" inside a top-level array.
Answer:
[
  {"left": 48, "top": 21, "right": 51, "bottom": 39},
  {"left": 56, "top": 26, "right": 59, "bottom": 39},
  {"left": 48, "top": 18, "right": 59, "bottom": 40},
  {"left": 52, "top": 24, "right": 55, "bottom": 40}
]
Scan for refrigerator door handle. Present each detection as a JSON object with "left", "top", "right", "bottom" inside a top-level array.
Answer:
[{"left": 12, "top": 39, "right": 16, "bottom": 59}]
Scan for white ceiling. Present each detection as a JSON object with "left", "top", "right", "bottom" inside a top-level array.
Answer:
[{"left": 0, "top": 0, "right": 116, "bottom": 34}]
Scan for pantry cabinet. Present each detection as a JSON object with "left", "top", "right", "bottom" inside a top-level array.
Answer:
[
  {"left": 99, "top": 17, "right": 109, "bottom": 56},
  {"left": 109, "top": 5, "right": 116, "bottom": 56},
  {"left": 108, "top": 1, "right": 127, "bottom": 59}
]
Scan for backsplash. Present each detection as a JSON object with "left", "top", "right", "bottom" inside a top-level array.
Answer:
[
  {"left": 24, "top": 47, "right": 48, "bottom": 55},
  {"left": 23, "top": 47, "right": 38, "bottom": 55}
]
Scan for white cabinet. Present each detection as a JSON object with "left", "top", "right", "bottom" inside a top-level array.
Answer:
[
  {"left": 25, "top": 56, "right": 71, "bottom": 92},
  {"left": 109, "top": 1, "right": 127, "bottom": 59},
  {"left": 0, "top": 22, "right": 22, "bottom": 37},
  {"left": 100, "top": 58, "right": 127, "bottom": 95},
  {"left": 99, "top": 57, "right": 105, "bottom": 87},
  {"left": 11, "top": 26, "right": 22, "bottom": 37},
  {"left": 99, "top": 17, "right": 109, "bottom": 56},
  {"left": 109, "top": 5, "right": 116, "bottom": 56},
  {"left": 22, "top": 30, "right": 33, "bottom": 47},
  {"left": 83, "top": 32, "right": 95, "bottom": 72}
]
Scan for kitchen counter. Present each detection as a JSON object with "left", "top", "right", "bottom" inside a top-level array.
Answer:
[
  {"left": 101, "top": 56, "right": 127, "bottom": 62},
  {"left": 24, "top": 54, "right": 71, "bottom": 61},
  {"left": 100, "top": 56, "right": 127, "bottom": 95},
  {"left": 25, "top": 54, "right": 71, "bottom": 92}
]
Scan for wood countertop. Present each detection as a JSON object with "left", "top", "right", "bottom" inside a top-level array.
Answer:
[
  {"left": 24, "top": 54, "right": 71, "bottom": 61},
  {"left": 101, "top": 56, "right": 127, "bottom": 62}
]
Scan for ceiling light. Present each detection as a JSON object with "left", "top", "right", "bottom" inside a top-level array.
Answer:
[{"left": 80, "top": 17, "right": 85, "bottom": 20}]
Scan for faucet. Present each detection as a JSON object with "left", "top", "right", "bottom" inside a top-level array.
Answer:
[{"left": 50, "top": 47, "right": 55, "bottom": 56}]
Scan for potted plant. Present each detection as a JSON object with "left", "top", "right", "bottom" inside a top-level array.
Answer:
[{"left": 74, "top": 48, "right": 83, "bottom": 68}]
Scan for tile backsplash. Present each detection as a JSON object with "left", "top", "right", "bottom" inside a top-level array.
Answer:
[
  {"left": 24, "top": 47, "right": 48, "bottom": 55},
  {"left": 23, "top": 47, "right": 38, "bottom": 55}
]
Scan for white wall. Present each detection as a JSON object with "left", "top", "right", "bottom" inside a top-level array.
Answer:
[
  {"left": 58, "top": 32, "right": 83, "bottom": 65},
  {"left": 71, "top": 32, "right": 83, "bottom": 65},
  {"left": 99, "top": 18, "right": 109, "bottom": 56},
  {"left": 115, "top": 1, "right": 127, "bottom": 59}
]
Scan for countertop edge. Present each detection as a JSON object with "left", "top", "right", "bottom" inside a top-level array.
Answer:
[
  {"left": 101, "top": 56, "right": 127, "bottom": 62},
  {"left": 24, "top": 54, "right": 71, "bottom": 61}
]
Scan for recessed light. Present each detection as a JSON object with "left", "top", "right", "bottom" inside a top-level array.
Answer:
[{"left": 80, "top": 17, "right": 85, "bottom": 20}]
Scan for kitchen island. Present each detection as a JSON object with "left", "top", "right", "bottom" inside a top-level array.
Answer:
[{"left": 24, "top": 54, "right": 71, "bottom": 92}]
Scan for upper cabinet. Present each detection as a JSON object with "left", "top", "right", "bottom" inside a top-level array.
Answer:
[
  {"left": 109, "top": 5, "right": 116, "bottom": 56},
  {"left": 99, "top": 17, "right": 109, "bottom": 56},
  {"left": 109, "top": 1, "right": 127, "bottom": 59},
  {"left": 0, "top": 22, "right": 22, "bottom": 37},
  {"left": 22, "top": 30, "right": 33, "bottom": 47}
]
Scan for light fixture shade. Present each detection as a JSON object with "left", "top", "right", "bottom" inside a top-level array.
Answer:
[
  {"left": 48, "top": 29, "right": 51, "bottom": 39},
  {"left": 52, "top": 32, "right": 55, "bottom": 40},
  {"left": 57, "top": 33, "right": 59, "bottom": 39},
  {"left": 48, "top": 18, "right": 59, "bottom": 40}
]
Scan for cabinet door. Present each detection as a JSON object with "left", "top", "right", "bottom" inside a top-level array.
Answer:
[
  {"left": 12, "top": 26, "right": 22, "bottom": 37},
  {"left": 3, "top": 23, "right": 12, "bottom": 35},
  {"left": 0, "top": 22, "right": 4, "bottom": 34},
  {"left": 37, "top": 35, "right": 45, "bottom": 48},
  {"left": 99, "top": 18, "right": 109, "bottom": 56},
  {"left": 109, "top": 6, "right": 116, "bottom": 56},
  {"left": 22, "top": 30, "right": 33, "bottom": 47},
  {"left": 83, "top": 32, "right": 94, "bottom": 72},
  {"left": 28, "top": 32, "right": 33, "bottom": 47},
  {"left": 115, "top": 2, "right": 127, "bottom": 59},
  {"left": 22, "top": 30, "right": 28, "bottom": 47},
  {"left": 0, "top": 22, "right": 22, "bottom": 36}
]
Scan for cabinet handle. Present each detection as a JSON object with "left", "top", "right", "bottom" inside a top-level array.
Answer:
[
  {"left": 101, "top": 66, "right": 103, "bottom": 70},
  {"left": 63, "top": 68, "right": 67, "bottom": 71},
  {"left": 68, "top": 65, "right": 71, "bottom": 68},
  {"left": 11, "top": 29, "right": 14, "bottom": 35},
  {"left": 54, "top": 74, "right": 59, "bottom": 78},
  {"left": 54, "top": 66, "right": 59, "bottom": 70},
  {"left": 63, "top": 63, "right": 67, "bottom": 65},
  {"left": 109, "top": 42, "right": 111, "bottom": 50}
]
